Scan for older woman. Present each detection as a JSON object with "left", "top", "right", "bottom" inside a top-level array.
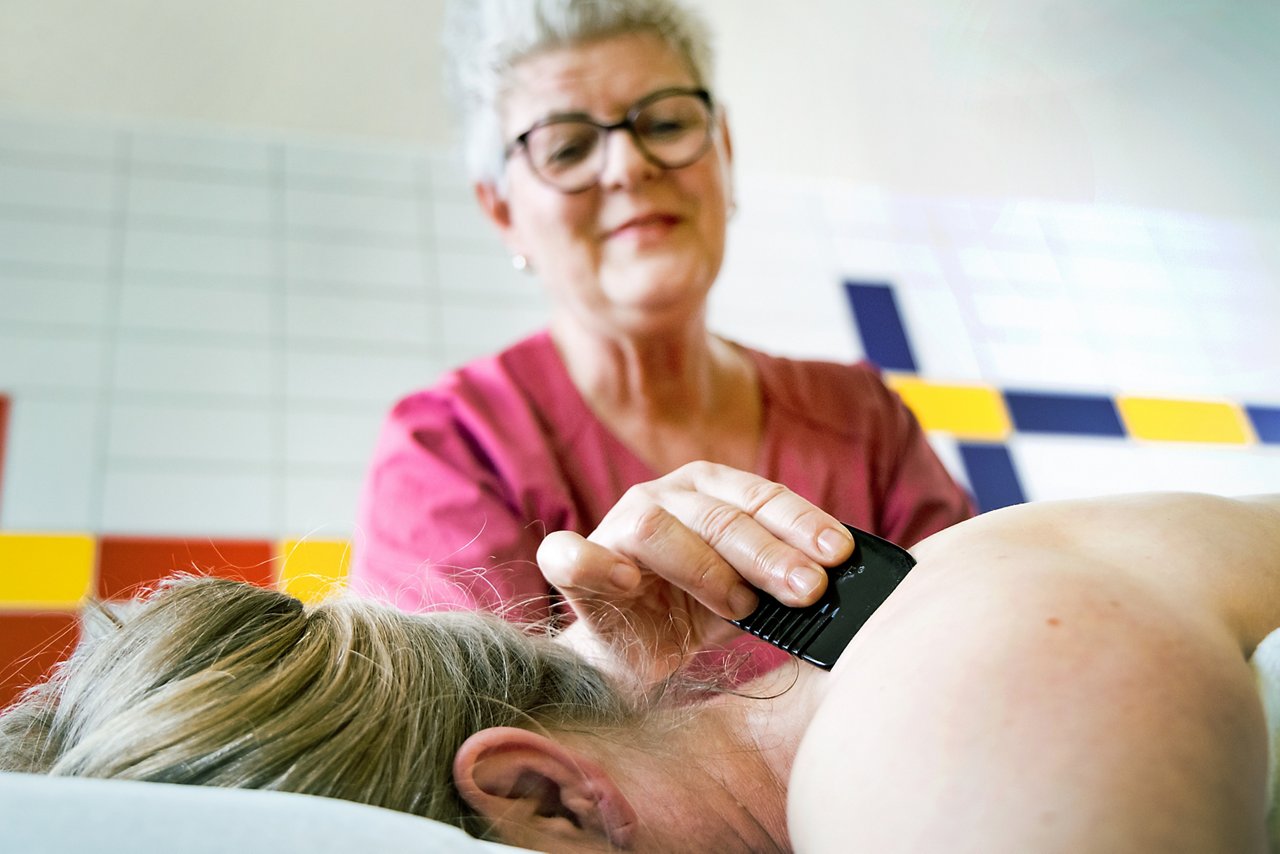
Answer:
[
  {"left": 352, "top": 0, "right": 972, "bottom": 640},
  {"left": 6, "top": 470, "right": 1278, "bottom": 852}
]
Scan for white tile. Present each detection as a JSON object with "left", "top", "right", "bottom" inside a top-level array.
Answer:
[
  {"left": 896, "top": 288, "right": 984, "bottom": 381},
  {"left": 0, "top": 394, "right": 100, "bottom": 530},
  {"left": 828, "top": 235, "right": 909, "bottom": 280},
  {"left": 438, "top": 302, "right": 550, "bottom": 365},
  {"left": 285, "top": 348, "right": 440, "bottom": 406},
  {"left": 130, "top": 131, "right": 273, "bottom": 178},
  {"left": 124, "top": 228, "right": 275, "bottom": 279},
  {"left": 1064, "top": 254, "right": 1170, "bottom": 295},
  {"left": 0, "top": 330, "right": 104, "bottom": 391},
  {"left": 1100, "top": 343, "right": 1219, "bottom": 398},
  {"left": 285, "top": 186, "right": 420, "bottom": 237},
  {"left": 285, "top": 408, "right": 383, "bottom": 467},
  {"left": 107, "top": 402, "right": 274, "bottom": 464},
  {"left": 101, "top": 467, "right": 276, "bottom": 535},
  {"left": 435, "top": 250, "right": 538, "bottom": 300},
  {"left": 282, "top": 471, "right": 363, "bottom": 536},
  {"left": 118, "top": 281, "right": 273, "bottom": 338},
  {"left": 0, "top": 115, "right": 120, "bottom": 162},
  {"left": 0, "top": 161, "right": 117, "bottom": 215},
  {"left": 431, "top": 196, "right": 504, "bottom": 251},
  {"left": 1080, "top": 298, "right": 1188, "bottom": 342},
  {"left": 426, "top": 150, "right": 475, "bottom": 201},
  {"left": 981, "top": 336, "right": 1111, "bottom": 392},
  {"left": 924, "top": 433, "right": 971, "bottom": 494},
  {"left": 285, "top": 292, "right": 432, "bottom": 347},
  {"left": 0, "top": 217, "right": 113, "bottom": 269},
  {"left": 284, "top": 142, "right": 423, "bottom": 187},
  {"left": 0, "top": 273, "right": 111, "bottom": 327},
  {"left": 285, "top": 237, "right": 425, "bottom": 292},
  {"left": 1012, "top": 437, "right": 1280, "bottom": 502},
  {"left": 128, "top": 175, "right": 273, "bottom": 228},
  {"left": 113, "top": 339, "right": 274, "bottom": 398},
  {"left": 1046, "top": 205, "right": 1156, "bottom": 250},
  {"left": 817, "top": 186, "right": 897, "bottom": 233},
  {"left": 732, "top": 182, "right": 823, "bottom": 235}
]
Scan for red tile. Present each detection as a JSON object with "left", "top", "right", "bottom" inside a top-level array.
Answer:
[
  {"left": 0, "top": 612, "right": 80, "bottom": 710},
  {"left": 97, "top": 537, "right": 276, "bottom": 600}
]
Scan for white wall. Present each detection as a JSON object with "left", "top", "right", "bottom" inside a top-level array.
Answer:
[
  {"left": 0, "top": 1, "right": 1277, "bottom": 536},
  {"left": 3, "top": 0, "right": 1278, "bottom": 217}
]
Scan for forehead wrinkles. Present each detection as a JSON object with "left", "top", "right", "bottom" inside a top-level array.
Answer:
[{"left": 499, "top": 34, "right": 696, "bottom": 134}]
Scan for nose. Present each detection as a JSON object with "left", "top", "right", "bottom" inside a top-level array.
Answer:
[{"left": 598, "top": 126, "right": 661, "bottom": 190}]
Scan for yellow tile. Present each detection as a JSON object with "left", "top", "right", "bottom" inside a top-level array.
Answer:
[
  {"left": 886, "top": 376, "right": 1012, "bottom": 440},
  {"left": 1117, "top": 397, "right": 1253, "bottom": 444},
  {"left": 276, "top": 539, "right": 352, "bottom": 604},
  {"left": 0, "top": 533, "right": 96, "bottom": 610}
]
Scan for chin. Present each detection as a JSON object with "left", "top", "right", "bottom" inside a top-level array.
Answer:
[{"left": 603, "top": 259, "right": 717, "bottom": 309}]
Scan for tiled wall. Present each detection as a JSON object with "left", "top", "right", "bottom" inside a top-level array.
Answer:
[{"left": 2, "top": 111, "right": 1278, "bottom": 704}]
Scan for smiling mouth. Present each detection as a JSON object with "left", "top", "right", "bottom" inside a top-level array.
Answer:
[{"left": 607, "top": 214, "right": 681, "bottom": 239}]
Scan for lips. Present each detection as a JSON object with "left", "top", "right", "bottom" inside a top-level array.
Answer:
[{"left": 605, "top": 212, "right": 681, "bottom": 239}]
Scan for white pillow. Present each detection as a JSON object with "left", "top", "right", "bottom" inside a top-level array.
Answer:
[{"left": 0, "top": 771, "right": 531, "bottom": 854}]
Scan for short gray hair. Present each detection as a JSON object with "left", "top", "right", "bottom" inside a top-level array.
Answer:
[{"left": 443, "top": 0, "right": 716, "bottom": 185}]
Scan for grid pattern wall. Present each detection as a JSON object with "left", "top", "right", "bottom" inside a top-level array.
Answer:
[
  {"left": 3, "top": 111, "right": 1280, "bottom": 704},
  {"left": 0, "top": 112, "right": 548, "bottom": 539}
]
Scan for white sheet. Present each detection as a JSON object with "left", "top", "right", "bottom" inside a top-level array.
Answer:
[
  {"left": 1251, "top": 626, "right": 1280, "bottom": 852},
  {"left": 5, "top": 635, "right": 1280, "bottom": 854},
  {"left": 0, "top": 771, "right": 531, "bottom": 854}
]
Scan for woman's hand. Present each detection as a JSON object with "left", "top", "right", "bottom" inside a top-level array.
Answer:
[{"left": 538, "top": 462, "right": 854, "bottom": 686}]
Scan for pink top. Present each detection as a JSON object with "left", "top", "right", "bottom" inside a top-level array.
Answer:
[{"left": 353, "top": 332, "right": 973, "bottom": 626}]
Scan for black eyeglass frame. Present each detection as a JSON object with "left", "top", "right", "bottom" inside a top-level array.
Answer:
[{"left": 503, "top": 87, "right": 716, "bottom": 193}]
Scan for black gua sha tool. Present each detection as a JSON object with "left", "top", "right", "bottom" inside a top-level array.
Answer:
[{"left": 729, "top": 524, "right": 916, "bottom": 670}]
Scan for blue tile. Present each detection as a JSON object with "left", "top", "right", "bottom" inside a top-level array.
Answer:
[
  {"left": 958, "top": 443, "right": 1026, "bottom": 513},
  {"left": 843, "top": 281, "right": 918, "bottom": 373},
  {"left": 1247, "top": 405, "right": 1280, "bottom": 444},
  {"left": 1005, "top": 391, "right": 1125, "bottom": 437}
]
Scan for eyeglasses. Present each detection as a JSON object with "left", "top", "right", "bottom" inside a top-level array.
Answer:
[{"left": 504, "top": 87, "right": 715, "bottom": 194}]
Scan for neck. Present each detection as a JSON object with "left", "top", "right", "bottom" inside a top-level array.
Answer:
[
  {"left": 600, "top": 665, "right": 827, "bottom": 851},
  {"left": 548, "top": 314, "right": 763, "bottom": 474},
  {"left": 550, "top": 312, "right": 722, "bottom": 420}
]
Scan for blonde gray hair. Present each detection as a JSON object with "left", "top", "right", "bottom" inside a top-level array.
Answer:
[
  {"left": 443, "top": 0, "right": 716, "bottom": 184},
  {"left": 0, "top": 577, "right": 635, "bottom": 839}
]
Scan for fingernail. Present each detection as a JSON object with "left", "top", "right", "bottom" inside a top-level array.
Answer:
[
  {"left": 610, "top": 563, "right": 640, "bottom": 592},
  {"left": 817, "top": 527, "right": 853, "bottom": 559},
  {"left": 788, "top": 566, "right": 826, "bottom": 599},
  {"left": 729, "top": 585, "right": 758, "bottom": 618}
]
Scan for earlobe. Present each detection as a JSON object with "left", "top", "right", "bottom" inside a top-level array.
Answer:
[
  {"left": 453, "top": 727, "right": 637, "bottom": 849},
  {"left": 475, "top": 182, "right": 531, "bottom": 266}
]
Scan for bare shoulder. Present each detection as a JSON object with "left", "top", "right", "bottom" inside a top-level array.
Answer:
[
  {"left": 787, "top": 492, "right": 1278, "bottom": 852},
  {"left": 911, "top": 492, "right": 1280, "bottom": 650}
]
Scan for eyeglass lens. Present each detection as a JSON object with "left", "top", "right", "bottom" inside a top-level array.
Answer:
[{"left": 523, "top": 92, "right": 711, "bottom": 191}]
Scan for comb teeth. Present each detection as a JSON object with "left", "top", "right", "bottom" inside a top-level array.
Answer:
[{"left": 733, "top": 595, "right": 837, "bottom": 655}]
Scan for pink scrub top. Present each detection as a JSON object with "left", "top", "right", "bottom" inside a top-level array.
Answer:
[{"left": 353, "top": 331, "right": 973, "bottom": 630}]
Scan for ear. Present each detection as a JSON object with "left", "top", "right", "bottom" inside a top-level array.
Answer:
[
  {"left": 453, "top": 727, "right": 637, "bottom": 850},
  {"left": 474, "top": 181, "right": 526, "bottom": 254},
  {"left": 715, "top": 112, "right": 736, "bottom": 213}
]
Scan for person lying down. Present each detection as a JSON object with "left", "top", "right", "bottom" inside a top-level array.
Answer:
[{"left": 1, "top": 463, "right": 1278, "bottom": 853}]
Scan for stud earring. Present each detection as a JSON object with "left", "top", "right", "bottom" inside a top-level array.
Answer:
[{"left": 511, "top": 254, "right": 529, "bottom": 272}]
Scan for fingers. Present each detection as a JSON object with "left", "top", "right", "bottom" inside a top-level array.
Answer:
[
  {"left": 538, "top": 531, "right": 641, "bottom": 596},
  {"left": 587, "top": 463, "right": 856, "bottom": 616},
  {"left": 670, "top": 461, "right": 855, "bottom": 565}
]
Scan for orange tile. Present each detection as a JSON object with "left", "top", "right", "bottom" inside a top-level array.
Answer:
[
  {"left": 0, "top": 612, "right": 80, "bottom": 709},
  {"left": 97, "top": 537, "right": 275, "bottom": 600}
]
